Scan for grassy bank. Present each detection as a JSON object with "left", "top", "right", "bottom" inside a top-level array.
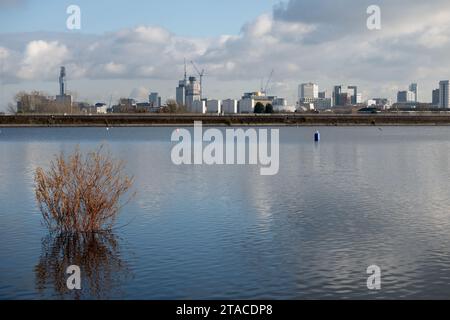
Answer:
[{"left": 3, "top": 114, "right": 450, "bottom": 127}]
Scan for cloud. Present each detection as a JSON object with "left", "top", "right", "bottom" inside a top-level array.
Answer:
[
  {"left": 2, "top": 1, "right": 450, "bottom": 104},
  {"left": 17, "top": 40, "right": 69, "bottom": 80}
]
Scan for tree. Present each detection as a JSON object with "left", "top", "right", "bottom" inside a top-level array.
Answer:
[
  {"left": 254, "top": 102, "right": 265, "bottom": 114},
  {"left": 160, "top": 99, "right": 186, "bottom": 113},
  {"left": 7, "top": 102, "right": 17, "bottom": 114},
  {"left": 265, "top": 104, "right": 274, "bottom": 114}
]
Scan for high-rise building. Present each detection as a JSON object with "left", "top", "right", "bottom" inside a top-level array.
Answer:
[
  {"left": 333, "top": 85, "right": 358, "bottom": 106},
  {"left": 432, "top": 88, "right": 440, "bottom": 106},
  {"left": 149, "top": 92, "right": 161, "bottom": 108},
  {"left": 185, "top": 76, "right": 201, "bottom": 111},
  {"left": 397, "top": 91, "right": 415, "bottom": 103},
  {"left": 176, "top": 80, "right": 186, "bottom": 107},
  {"left": 409, "top": 83, "right": 418, "bottom": 102},
  {"left": 56, "top": 66, "right": 73, "bottom": 108},
  {"left": 299, "top": 83, "right": 319, "bottom": 100},
  {"left": 348, "top": 86, "right": 358, "bottom": 104},
  {"left": 439, "top": 81, "right": 450, "bottom": 109}
]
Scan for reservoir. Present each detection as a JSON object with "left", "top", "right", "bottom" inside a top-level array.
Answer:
[{"left": 1, "top": 126, "right": 450, "bottom": 299}]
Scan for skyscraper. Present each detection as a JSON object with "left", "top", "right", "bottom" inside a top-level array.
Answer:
[
  {"left": 409, "top": 83, "right": 418, "bottom": 102},
  {"left": 432, "top": 88, "right": 440, "bottom": 106},
  {"left": 176, "top": 80, "right": 186, "bottom": 107},
  {"left": 149, "top": 92, "right": 161, "bottom": 108},
  {"left": 333, "top": 85, "right": 358, "bottom": 106},
  {"left": 348, "top": 86, "right": 358, "bottom": 104},
  {"left": 185, "top": 76, "right": 201, "bottom": 111},
  {"left": 299, "top": 83, "right": 319, "bottom": 100},
  {"left": 397, "top": 91, "right": 415, "bottom": 103},
  {"left": 439, "top": 81, "right": 450, "bottom": 109}
]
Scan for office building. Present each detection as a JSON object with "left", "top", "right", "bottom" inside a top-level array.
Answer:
[
  {"left": 439, "top": 81, "right": 450, "bottom": 109},
  {"left": 299, "top": 83, "right": 319, "bottom": 100},
  {"left": 149, "top": 92, "right": 161, "bottom": 108},
  {"left": 333, "top": 85, "right": 358, "bottom": 106},
  {"left": 397, "top": 90, "right": 416, "bottom": 103},
  {"left": 409, "top": 83, "right": 418, "bottom": 102},
  {"left": 432, "top": 88, "right": 440, "bottom": 106},
  {"left": 185, "top": 77, "right": 201, "bottom": 111}
]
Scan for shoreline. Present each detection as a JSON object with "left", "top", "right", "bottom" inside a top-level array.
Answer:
[{"left": 3, "top": 114, "right": 450, "bottom": 127}]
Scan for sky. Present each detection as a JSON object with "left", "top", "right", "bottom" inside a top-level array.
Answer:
[{"left": 1, "top": 0, "right": 450, "bottom": 111}]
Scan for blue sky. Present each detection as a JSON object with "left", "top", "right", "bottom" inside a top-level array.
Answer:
[{"left": 0, "top": 0, "right": 281, "bottom": 36}]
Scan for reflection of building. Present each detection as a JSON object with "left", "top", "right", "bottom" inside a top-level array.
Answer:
[{"left": 439, "top": 80, "right": 450, "bottom": 109}]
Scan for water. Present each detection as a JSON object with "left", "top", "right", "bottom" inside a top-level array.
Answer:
[{"left": 1, "top": 126, "right": 450, "bottom": 299}]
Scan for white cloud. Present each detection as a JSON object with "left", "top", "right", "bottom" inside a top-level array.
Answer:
[
  {"left": 104, "top": 62, "right": 126, "bottom": 75},
  {"left": 2, "top": 1, "right": 450, "bottom": 105},
  {"left": 17, "top": 40, "right": 69, "bottom": 80}
]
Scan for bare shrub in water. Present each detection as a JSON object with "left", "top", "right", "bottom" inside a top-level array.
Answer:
[{"left": 34, "top": 145, "right": 134, "bottom": 233}]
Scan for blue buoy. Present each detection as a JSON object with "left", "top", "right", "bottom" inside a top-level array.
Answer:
[{"left": 314, "top": 131, "right": 320, "bottom": 142}]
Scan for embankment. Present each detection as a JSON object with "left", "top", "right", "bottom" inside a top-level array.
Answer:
[{"left": 2, "top": 114, "right": 450, "bottom": 127}]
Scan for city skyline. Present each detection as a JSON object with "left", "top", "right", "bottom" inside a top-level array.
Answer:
[{"left": 3, "top": 0, "right": 450, "bottom": 110}]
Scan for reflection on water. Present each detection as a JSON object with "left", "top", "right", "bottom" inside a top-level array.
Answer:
[
  {"left": 34, "top": 232, "right": 131, "bottom": 299},
  {"left": 3, "top": 127, "right": 450, "bottom": 299}
]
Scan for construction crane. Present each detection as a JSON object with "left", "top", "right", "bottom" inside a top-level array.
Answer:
[
  {"left": 263, "top": 69, "right": 274, "bottom": 96},
  {"left": 191, "top": 61, "right": 206, "bottom": 100}
]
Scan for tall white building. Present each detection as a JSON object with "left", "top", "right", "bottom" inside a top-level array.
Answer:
[
  {"left": 439, "top": 80, "right": 450, "bottom": 109},
  {"left": 299, "top": 83, "right": 319, "bottom": 100}
]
